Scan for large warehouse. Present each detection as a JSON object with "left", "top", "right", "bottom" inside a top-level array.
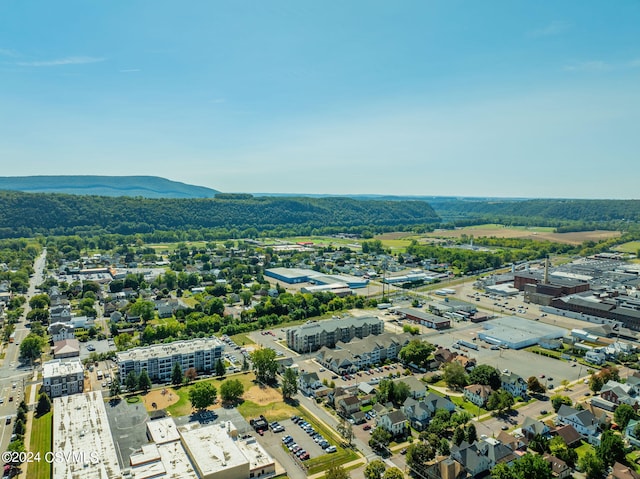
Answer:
[{"left": 478, "top": 316, "right": 567, "bottom": 349}]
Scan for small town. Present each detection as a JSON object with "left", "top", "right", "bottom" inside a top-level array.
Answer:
[{"left": 2, "top": 232, "right": 640, "bottom": 479}]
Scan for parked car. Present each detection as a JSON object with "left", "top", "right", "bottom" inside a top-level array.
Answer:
[
  {"left": 363, "top": 424, "right": 371, "bottom": 431},
  {"left": 325, "top": 446, "right": 337, "bottom": 453}
]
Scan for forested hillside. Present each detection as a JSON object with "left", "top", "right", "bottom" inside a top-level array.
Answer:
[
  {"left": 0, "top": 191, "right": 440, "bottom": 238},
  {"left": 430, "top": 198, "right": 640, "bottom": 231},
  {"left": 0, "top": 175, "right": 218, "bottom": 198}
]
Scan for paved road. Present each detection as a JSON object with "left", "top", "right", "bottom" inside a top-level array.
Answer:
[{"left": 0, "top": 248, "right": 47, "bottom": 453}]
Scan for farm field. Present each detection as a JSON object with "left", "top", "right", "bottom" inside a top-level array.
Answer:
[
  {"left": 615, "top": 241, "right": 640, "bottom": 253},
  {"left": 422, "top": 225, "right": 620, "bottom": 245}
]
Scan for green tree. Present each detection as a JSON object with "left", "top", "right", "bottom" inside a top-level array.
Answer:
[
  {"left": 549, "top": 436, "right": 577, "bottom": 467},
  {"left": 337, "top": 419, "right": 355, "bottom": 446},
  {"left": 392, "top": 381, "right": 411, "bottom": 406},
  {"left": 528, "top": 434, "right": 549, "bottom": 454},
  {"left": 439, "top": 437, "right": 451, "bottom": 456},
  {"left": 6, "top": 440, "right": 26, "bottom": 465},
  {"left": 36, "top": 392, "right": 52, "bottom": 417},
  {"left": 281, "top": 368, "right": 298, "bottom": 401},
  {"left": 487, "top": 389, "right": 514, "bottom": 414},
  {"left": 442, "top": 362, "right": 468, "bottom": 390},
  {"left": 110, "top": 378, "right": 122, "bottom": 398},
  {"left": 325, "top": 464, "right": 349, "bottom": 479},
  {"left": 551, "top": 395, "right": 572, "bottom": 412},
  {"left": 13, "top": 419, "right": 25, "bottom": 437},
  {"left": 492, "top": 463, "right": 515, "bottom": 479},
  {"left": 383, "top": 468, "right": 404, "bottom": 479},
  {"left": 19, "top": 334, "right": 45, "bottom": 363},
  {"left": 242, "top": 355, "right": 250, "bottom": 371},
  {"left": 597, "top": 430, "right": 625, "bottom": 467},
  {"left": 364, "top": 459, "right": 387, "bottom": 479},
  {"left": 614, "top": 403, "right": 637, "bottom": 429},
  {"left": 189, "top": 382, "right": 217, "bottom": 411},
  {"left": 215, "top": 358, "right": 226, "bottom": 377},
  {"left": 465, "top": 423, "right": 477, "bottom": 444},
  {"left": 469, "top": 364, "right": 501, "bottom": 390},
  {"left": 129, "top": 298, "right": 155, "bottom": 323},
  {"left": 399, "top": 340, "right": 435, "bottom": 369},
  {"left": 406, "top": 440, "right": 436, "bottom": 478},
  {"left": 138, "top": 369, "right": 152, "bottom": 392},
  {"left": 453, "top": 426, "right": 465, "bottom": 446},
  {"left": 172, "top": 362, "right": 184, "bottom": 386},
  {"left": 527, "top": 376, "right": 546, "bottom": 394},
  {"left": 125, "top": 370, "right": 139, "bottom": 392},
  {"left": 578, "top": 450, "right": 605, "bottom": 479},
  {"left": 219, "top": 379, "right": 244, "bottom": 403},
  {"left": 512, "top": 453, "right": 553, "bottom": 479},
  {"left": 250, "top": 348, "right": 278, "bottom": 384},
  {"left": 29, "top": 293, "right": 50, "bottom": 310},
  {"left": 369, "top": 427, "right": 392, "bottom": 452}
]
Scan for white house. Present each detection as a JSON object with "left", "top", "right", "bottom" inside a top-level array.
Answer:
[
  {"left": 464, "top": 384, "right": 492, "bottom": 407},
  {"left": 500, "top": 372, "right": 528, "bottom": 398},
  {"left": 377, "top": 410, "right": 407, "bottom": 437}
]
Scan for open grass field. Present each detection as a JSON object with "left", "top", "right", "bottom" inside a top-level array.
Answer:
[
  {"left": 615, "top": 241, "right": 640, "bottom": 253},
  {"left": 165, "top": 372, "right": 260, "bottom": 417},
  {"left": 230, "top": 332, "right": 256, "bottom": 346},
  {"left": 423, "top": 225, "right": 620, "bottom": 245},
  {"left": 27, "top": 411, "right": 52, "bottom": 479},
  {"left": 146, "top": 241, "right": 208, "bottom": 253}
]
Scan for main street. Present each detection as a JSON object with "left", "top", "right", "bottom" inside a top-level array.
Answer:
[{"left": 0, "top": 248, "right": 47, "bottom": 453}]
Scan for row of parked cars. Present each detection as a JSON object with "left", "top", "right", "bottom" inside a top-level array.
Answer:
[
  {"left": 291, "top": 416, "right": 337, "bottom": 453},
  {"left": 282, "top": 435, "right": 311, "bottom": 461},
  {"left": 270, "top": 421, "right": 285, "bottom": 433}
]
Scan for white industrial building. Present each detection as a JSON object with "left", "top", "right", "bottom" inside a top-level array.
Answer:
[
  {"left": 129, "top": 417, "right": 276, "bottom": 479},
  {"left": 53, "top": 392, "right": 122, "bottom": 479},
  {"left": 117, "top": 337, "right": 224, "bottom": 382},
  {"left": 43, "top": 358, "right": 84, "bottom": 398},
  {"left": 478, "top": 316, "right": 566, "bottom": 349}
]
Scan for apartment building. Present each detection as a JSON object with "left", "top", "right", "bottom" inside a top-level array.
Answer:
[
  {"left": 286, "top": 316, "right": 383, "bottom": 353},
  {"left": 43, "top": 358, "right": 85, "bottom": 398}
]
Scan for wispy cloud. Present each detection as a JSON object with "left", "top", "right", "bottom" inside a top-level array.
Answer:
[
  {"left": 529, "top": 21, "right": 571, "bottom": 38},
  {"left": 119, "top": 68, "right": 141, "bottom": 73},
  {"left": 563, "top": 61, "right": 611, "bottom": 72},
  {"left": 628, "top": 59, "right": 640, "bottom": 68},
  {"left": 210, "top": 98, "right": 226, "bottom": 104},
  {"left": 0, "top": 48, "right": 19, "bottom": 57},
  {"left": 17, "top": 56, "right": 104, "bottom": 67}
]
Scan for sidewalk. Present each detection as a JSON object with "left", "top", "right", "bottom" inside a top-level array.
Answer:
[{"left": 19, "top": 368, "right": 39, "bottom": 479}]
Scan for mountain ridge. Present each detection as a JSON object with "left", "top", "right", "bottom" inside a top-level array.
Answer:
[{"left": 0, "top": 175, "right": 219, "bottom": 198}]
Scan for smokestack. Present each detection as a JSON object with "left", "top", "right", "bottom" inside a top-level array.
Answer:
[{"left": 544, "top": 256, "right": 549, "bottom": 284}]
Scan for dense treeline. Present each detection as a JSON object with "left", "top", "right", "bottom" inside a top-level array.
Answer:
[
  {"left": 431, "top": 198, "right": 640, "bottom": 231},
  {"left": 0, "top": 191, "right": 439, "bottom": 239}
]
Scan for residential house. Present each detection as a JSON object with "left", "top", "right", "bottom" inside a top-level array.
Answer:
[
  {"left": 48, "top": 322, "right": 75, "bottom": 343},
  {"left": 450, "top": 438, "right": 516, "bottom": 478},
  {"left": 521, "top": 416, "right": 551, "bottom": 440},
  {"left": 496, "top": 431, "right": 527, "bottom": 452},
  {"left": 464, "top": 384, "right": 492, "bottom": 407},
  {"left": 454, "top": 354, "right": 477, "bottom": 372},
  {"left": 501, "top": 371, "right": 528, "bottom": 398},
  {"left": 552, "top": 424, "right": 582, "bottom": 448},
  {"left": 610, "top": 462, "right": 640, "bottom": 479},
  {"left": 298, "top": 372, "right": 322, "bottom": 396},
  {"left": 53, "top": 339, "right": 80, "bottom": 359},
  {"left": 625, "top": 418, "right": 640, "bottom": 448},
  {"left": 394, "top": 376, "right": 427, "bottom": 399},
  {"left": 337, "top": 395, "right": 361, "bottom": 417},
  {"left": 377, "top": 410, "right": 407, "bottom": 437},
  {"left": 423, "top": 392, "right": 456, "bottom": 415},
  {"left": 543, "top": 454, "right": 571, "bottom": 479},
  {"left": 316, "top": 348, "right": 356, "bottom": 374},
  {"left": 555, "top": 405, "right": 602, "bottom": 445},
  {"left": 372, "top": 402, "right": 389, "bottom": 417},
  {"left": 402, "top": 397, "right": 432, "bottom": 431},
  {"left": 433, "top": 348, "right": 456, "bottom": 368},
  {"left": 599, "top": 380, "right": 639, "bottom": 411},
  {"left": 425, "top": 457, "right": 466, "bottom": 479}
]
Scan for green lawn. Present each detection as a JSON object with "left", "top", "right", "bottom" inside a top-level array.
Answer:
[
  {"left": 167, "top": 372, "right": 259, "bottom": 417},
  {"left": 229, "top": 332, "right": 256, "bottom": 346},
  {"left": 448, "top": 395, "right": 488, "bottom": 416},
  {"left": 237, "top": 400, "right": 299, "bottom": 422},
  {"left": 575, "top": 441, "right": 596, "bottom": 461},
  {"left": 614, "top": 241, "right": 640, "bottom": 254},
  {"left": 27, "top": 411, "right": 52, "bottom": 479}
]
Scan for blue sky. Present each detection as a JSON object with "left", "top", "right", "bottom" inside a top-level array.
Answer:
[{"left": 1, "top": 1, "right": 639, "bottom": 199}]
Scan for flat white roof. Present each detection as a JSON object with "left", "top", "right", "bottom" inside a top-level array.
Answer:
[
  {"left": 129, "top": 442, "right": 198, "bottom": 479},
  {"left": 147, "top": 417, "right": 181, "bottom": 444},
  {"left": 117, "top": 337, "right": 224, "bottom": 362},
  {"left": 43, "top": 358, "right": 83, "bottom": 378},
  {"left": 179, "top": 422, "right": 249, "bottom": 477},
  {"left": 53, "top": 391, "right": 122, "bottom": 479},
  {"left": 236, "top": 437, "right": 277, "bottom": 471}
]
